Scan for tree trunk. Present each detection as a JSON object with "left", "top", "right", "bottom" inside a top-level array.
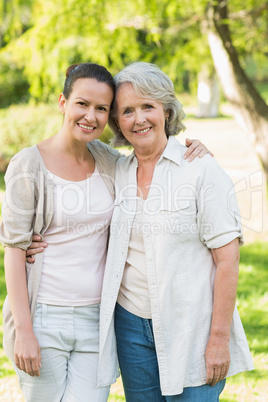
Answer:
[
  {"left": 206, "top": 0, "right": 268, "bottom": 188},
  {"left": 196, "top": 69, "right": 220, "bottom": 118}
]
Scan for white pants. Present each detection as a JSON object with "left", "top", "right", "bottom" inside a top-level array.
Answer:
[{"left": 14, "top": 303, "right": 110, "bottom": 402}]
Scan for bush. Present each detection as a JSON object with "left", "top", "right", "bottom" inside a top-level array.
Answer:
[
  {"left": 0, "top": 103, "right": 61, "bottom": 158},
  {"left": 0, "top": 103, "right": 114, "bottom": 171}
]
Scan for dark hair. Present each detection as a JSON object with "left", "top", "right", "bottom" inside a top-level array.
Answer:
[{"left": 63, "top": 63, "right": 115, "bottom": 99}]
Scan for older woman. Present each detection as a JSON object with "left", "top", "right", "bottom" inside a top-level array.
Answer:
[{"left": 97, "top": 62, "right": 253, "bottom": 401}]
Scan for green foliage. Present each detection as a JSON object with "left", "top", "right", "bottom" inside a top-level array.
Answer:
[
  {"left": 108, "top": 395, "right": 125, "bottom": 401},
  {"left": 0, "top": 0, "right": 267, "bottom": 107},
  {"left": 0, "top": 0, "right": 34, "bottom": 48},
  {"left": 237, "top": 243, "right": 268, "bottom": 355},
  {"left": 0, "top": 53, "right": 30, "bottom": 107},
  {"left": 0, "top": 103, "right": 61, "bottom": 158},
  {"left": 0, "top": 246, "right": 13, "bottom": 377},
  {"left": 0, "top": 0, "right": 34, "bottom": 107},
  {"left": 0, "top": 103, "right": 114, "bottom": 165},
  {"left": 0, "top": 173, "right": 5, "bottom": 191}
]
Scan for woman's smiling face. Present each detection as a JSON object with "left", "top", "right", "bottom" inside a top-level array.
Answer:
[
  {"left": 115, "top": 83, "right": 169, "bottom": 151},
  {"left": 59, "top": 78, "right": 114, "bottom": 143}
]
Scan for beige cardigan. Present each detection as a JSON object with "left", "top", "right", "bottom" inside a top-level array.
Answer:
[{"left": 0, "top": 139, "right": 120, "bottom": 361}]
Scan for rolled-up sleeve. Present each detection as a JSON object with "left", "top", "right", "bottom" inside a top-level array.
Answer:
[
  {"left": 197, "top": 157, "right": 243, "bottom": 249},
  {"left": 0, "top": 153, "right": 36, "bottom": 250}
]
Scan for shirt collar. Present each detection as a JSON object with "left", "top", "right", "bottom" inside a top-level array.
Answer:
[
  {"left": 158, "top": 136, "right": 182, "bottom": 166},
  {"left": 129, "top": 136, "right": 183, "bottom": 166}
]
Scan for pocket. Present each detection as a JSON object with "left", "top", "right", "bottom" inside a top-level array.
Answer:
[
  {"left": 32, "top": 303, "right": 43, "bottom": 327},
  {"left": 157, "top": 201, "right": 197, "bottom": 235},
  {"left": 159, "top": 200, "right": 191, "bottom": 216}
]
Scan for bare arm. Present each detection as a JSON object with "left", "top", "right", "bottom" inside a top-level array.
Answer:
[
  {"left": 205, "top": 238, "right": 239, "bottom": 386},
  {"left": 5, "top": 247, "right": 41, "bottom": 376}
]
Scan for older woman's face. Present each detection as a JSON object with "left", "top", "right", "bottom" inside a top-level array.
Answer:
[{"left": 115, "top": 83, "right": 169, "bottom": 151}]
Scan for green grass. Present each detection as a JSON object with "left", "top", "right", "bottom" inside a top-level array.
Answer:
[
  {"left": 0, "top": 242, "right": 267, "bottom": 401},
  {"left": 0, "top": 172, "right": 5, "bottom": 192}
]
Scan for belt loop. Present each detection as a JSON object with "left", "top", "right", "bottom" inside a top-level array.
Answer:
[{"left": 41, "top": 303, "right": 48, "bottom": 328}]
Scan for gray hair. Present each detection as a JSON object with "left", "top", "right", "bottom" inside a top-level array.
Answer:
[{"left": 108, "top": 62, "right": 186, "bottom": 147}]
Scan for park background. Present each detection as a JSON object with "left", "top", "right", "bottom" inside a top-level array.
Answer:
[{"left": 0, "top": 0, "right": 268, "bottom": 400}]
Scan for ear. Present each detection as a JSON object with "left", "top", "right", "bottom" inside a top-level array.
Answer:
[
  {"left": 59, "top": 93, "right": 66, "bottom": 114},
  {"left": 164, "top": 109, "right": 170, "bottom": 119},
  {"left": 114, "top": 117, "right": 120, "bottom": 130}
]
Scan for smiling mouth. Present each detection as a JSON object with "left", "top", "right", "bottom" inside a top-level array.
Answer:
[
  {"left": 134, "top": 127, "right": 151, "bottom": 135},
  {"left": 77, "top": 123, "right": 96, "bottom": 131}
]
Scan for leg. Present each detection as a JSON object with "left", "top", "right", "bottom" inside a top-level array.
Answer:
[
  {"left": 14, "top": 303, "right": 70, "bottom": 402},
  {"left": 62, "top": 304, "right": 110, "bottom": 402},
  {"left": 165, "top": 380, "right": 226, "bottom": 402},
  {"left": 114, "top": 303, "right": 165, "bottom": 402}
]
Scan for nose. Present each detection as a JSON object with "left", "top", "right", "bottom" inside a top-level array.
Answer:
[
  {"left": 135, "top": 109, "right": 146, "bottom": 125},
  {"left": 85, "top": 106, "right": 96, "bottom": 122}
]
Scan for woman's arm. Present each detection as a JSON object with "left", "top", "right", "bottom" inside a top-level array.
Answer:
[
  {"left": 5, "top": 247, "right": 41, "bottom": 377},
  {"left": 205, "top": 238, "right": 239, "bottom": 386}
]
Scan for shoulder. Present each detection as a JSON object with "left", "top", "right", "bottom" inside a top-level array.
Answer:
[
  {"left": 5, "top": 146, "right": 41, "bottom": 182},
  {"left": 185, "top": 153, "right": 234, "bottom": 191},
  {"left": 88, "top": 139, "right": 121, "bottom": 161},
  {"left": 115, "top": 152, "right": 134, "bottom": 170}
]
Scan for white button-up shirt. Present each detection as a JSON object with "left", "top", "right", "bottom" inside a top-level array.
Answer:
[{"left": 98, "top": 136, "right": 253, "bottom": 395}]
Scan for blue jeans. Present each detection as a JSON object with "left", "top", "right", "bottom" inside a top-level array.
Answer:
[{"left": 114, "top": 303, "right": 226, "bottom": 402}]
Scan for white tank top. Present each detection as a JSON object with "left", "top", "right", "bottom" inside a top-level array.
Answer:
[{"left": 37, "top": 165, "right": 113, "bottom": 306}]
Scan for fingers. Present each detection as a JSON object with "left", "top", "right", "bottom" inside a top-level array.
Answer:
[
  {"left": 184, "top": 139, "right": 204, "bottom": 161},
  {"left": 32, "top": 234, "right": 42, "bottom": 241},
  {"left": 185, "top": 138, "right": 192, "bottom": 146},
  {"left": 206, "top": 364, "right": 229, "bottom": 386},
  {"left": 219, "top": 363, "right": 229, "bottom": 382},
  {"left": 26, "top": 244, "right": 47, "bottom": 257},
  {"left": 31, "top": 356, "right": 41, "bottom": 377},
  {"left": 26, "top": 256, "right": 35, "bottom": 263},
  {"left": 24, "top": 358, "right": 35, "bottom": 377},
  {"left": 211, "top": 365, "right": 221, "bottom": 387},
  {"left": 184, "top": 138, "right": 214, "bottom": 161},
  {"left": 206, "top": 365, "right": 214, "bottom": 385},
  {"left": 26, "top": 238, "right": 48, "bottom": 263},
  {"left": 15, "top": 355, "right": 41, "bottom": 377}
]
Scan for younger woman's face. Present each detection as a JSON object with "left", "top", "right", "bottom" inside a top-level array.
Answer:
[{"left": 59, "top": 78, "right": 114, "bottom": 143}]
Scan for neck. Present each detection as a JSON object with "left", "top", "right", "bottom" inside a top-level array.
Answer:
[
  {"left": 53, "top": 129, "right": 90, "bottom": 161},
  {"left": 135, "top": 136, "right": 168, "bottom": 166}
]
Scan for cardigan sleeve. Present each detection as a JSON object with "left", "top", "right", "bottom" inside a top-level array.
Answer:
[{"left": 0, "top": 149, "right": 37, "bottom": 250}]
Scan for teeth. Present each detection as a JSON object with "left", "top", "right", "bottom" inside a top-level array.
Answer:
[
  {"left": 136, "top": 128, "right": 150, "bottom": 134},
  {"left": 79, "top": 124, "right": 94, "bottom": 130}
]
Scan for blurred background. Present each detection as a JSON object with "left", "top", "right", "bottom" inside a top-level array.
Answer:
[{"left": 0, "top": 0, "right": 267, "bottom": 400}]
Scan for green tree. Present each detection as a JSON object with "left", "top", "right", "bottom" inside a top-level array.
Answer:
[
  {"left": 0, "top": 0, "right": 34, "bottom": 106},
  {"left": 0, "top": 0, "right": 267, "bottom": 187},
  {"left": 205, "top": 0, "right": 268, "bottom": 188}
]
